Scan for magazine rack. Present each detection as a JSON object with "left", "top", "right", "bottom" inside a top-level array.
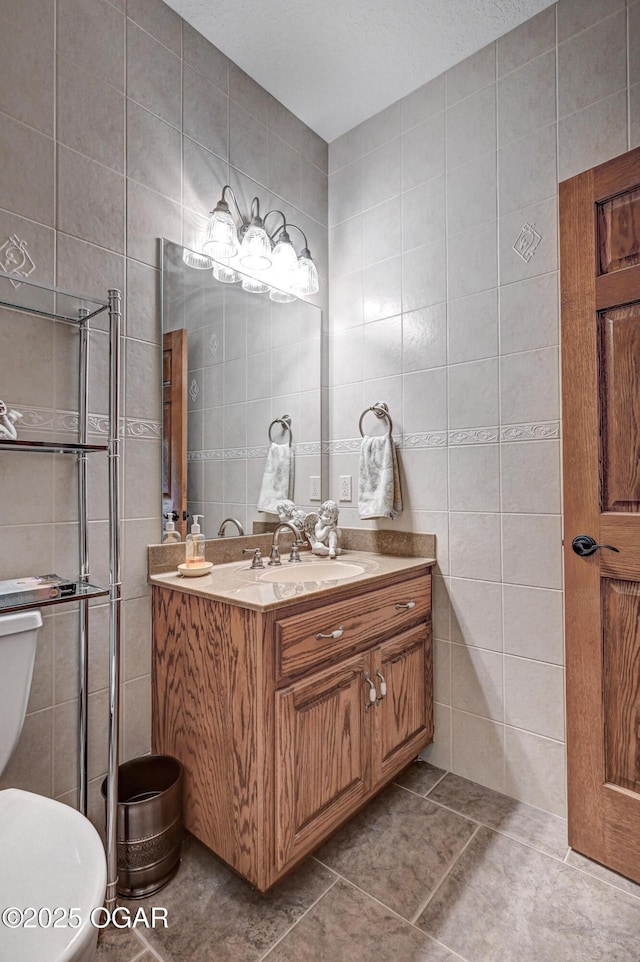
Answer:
[{"left": 0, "top": 270, "right": 122, "bottom": 910}]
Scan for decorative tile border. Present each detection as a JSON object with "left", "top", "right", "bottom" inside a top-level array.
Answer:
[
  {"left": 327, "top": 422, "right": 560, "bottom": 451},
  {"left": 11, "top": 406, "right": 161, "bottom": 439},
  {"left": 188, "top": 441, "right": 322, "bottom": 461},
  {"left": 448, "top": 428, "right": 499, "bottom": 445},
  {"left": 500, "top": 421, "right": 560, "bottom": 441}
]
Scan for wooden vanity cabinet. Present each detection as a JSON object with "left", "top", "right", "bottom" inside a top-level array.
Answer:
[{"left": 152, "top": 566, "right": 433, "bottom": 890}]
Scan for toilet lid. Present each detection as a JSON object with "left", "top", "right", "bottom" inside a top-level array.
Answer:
[{"left": 0, "top": 789, "right": 107, "bottom": 962}]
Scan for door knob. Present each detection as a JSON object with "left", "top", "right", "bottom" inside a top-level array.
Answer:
[{"left": 571, "top": 534, "right": 619, "bottom": 557}]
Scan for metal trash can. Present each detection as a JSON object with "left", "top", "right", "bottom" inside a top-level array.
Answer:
[{"left": 102, "top": 754, "right": 183, "bottom": 899}]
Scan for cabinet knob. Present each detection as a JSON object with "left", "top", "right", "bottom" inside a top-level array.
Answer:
[
  {"left": 316, "top": 626, "right": 344, "bottom": 640},
  {"left": 395, "top": 600, "right": 416, "bottom": 610}
]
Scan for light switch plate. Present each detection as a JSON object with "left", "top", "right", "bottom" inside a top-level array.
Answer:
[
  {"left": 339, "top": 475, "right": 352, "bottom": 501},
  {"left": 310, "top": 477, "right": 321, "bottom": 501}
]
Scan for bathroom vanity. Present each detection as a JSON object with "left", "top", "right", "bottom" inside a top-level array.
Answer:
[{"left": 151, "top": 552, "right": 434, "bottom": 890}]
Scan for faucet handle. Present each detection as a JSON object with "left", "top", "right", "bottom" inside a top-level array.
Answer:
[
  {"left": 242, "top": 547, "right": 264, "bottom": 569},
  {"left": 288, "top": 543, "right": 302, "bottom": 563},
  {"left": 268, "top": 544, "right": 282, "bottom": 566}
]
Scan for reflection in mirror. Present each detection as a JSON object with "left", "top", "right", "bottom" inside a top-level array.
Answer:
[{"left": 161, "top": 240, "right": 323, "bottom": 542}]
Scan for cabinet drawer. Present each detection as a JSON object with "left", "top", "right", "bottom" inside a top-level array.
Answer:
[{"left": 275, "top": 574, "right": 431, "bottom": 680}]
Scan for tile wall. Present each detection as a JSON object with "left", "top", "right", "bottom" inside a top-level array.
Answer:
[
  {"left": 328, "top": 0, "right": 639, "bottom": 816},
  {"left": 0, "top": 0, "right": 327, "bottom": 831}
]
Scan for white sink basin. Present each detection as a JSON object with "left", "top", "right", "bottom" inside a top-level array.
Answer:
[{"left": 259, "top": 561, "right": 366, "bottom": 584}]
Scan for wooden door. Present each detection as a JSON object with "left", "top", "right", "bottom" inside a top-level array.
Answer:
[
  {"left": 162, "top": 329, "right": 188, "bottom": 538},
  {"left": 274, "top": 653, "right": 371, "bottom": 871},
  {"left": 561, "top": 145, "right": 640, "bottom": 883},
  {"left": 372, "top": 626, "right": 432, "bottom": 785}
]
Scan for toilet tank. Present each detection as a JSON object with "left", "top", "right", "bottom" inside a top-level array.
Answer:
[{"left": 0, "top": 610, "right": 42, "bottom": 777}]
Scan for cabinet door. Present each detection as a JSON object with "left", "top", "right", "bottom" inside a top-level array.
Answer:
[
  {"left": 372, "top": 625, "right": 433, "bottom": 785},
  {"left": 274, "top": 653, "right": 371, "bottom": 871}
]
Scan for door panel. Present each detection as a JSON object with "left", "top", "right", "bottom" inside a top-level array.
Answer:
[
  {"left": 162, "top": 329, "right": 188, "bottom": 538},
  {"left": 274, "top": 653, "right": 370, "bottom": 871},
  {"left": 561, "top": 144, "right": 640, "bottom": 883}
]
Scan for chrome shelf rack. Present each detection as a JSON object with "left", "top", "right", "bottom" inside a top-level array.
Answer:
[{"left": 0, "top": 269, "right": 122, "bottom": 911}]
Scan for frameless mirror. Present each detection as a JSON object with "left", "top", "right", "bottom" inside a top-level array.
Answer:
[{"left": 161, "top": 239, "right": 323, "bottom": 541}]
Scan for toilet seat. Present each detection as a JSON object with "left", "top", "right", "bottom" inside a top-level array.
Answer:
[{"left": 0, "top": 789, "right": 107, "bottom": 962}]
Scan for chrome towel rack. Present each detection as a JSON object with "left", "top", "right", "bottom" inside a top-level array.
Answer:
[
  {"left": 268, "top": 414, "right": 292, "bottom": 445},
  {"left": 359, "top": 401, "right": 393, "bottom": 437}
]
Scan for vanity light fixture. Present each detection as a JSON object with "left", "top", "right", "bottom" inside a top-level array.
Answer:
[{"left": 184, "top": 184, "right": 319, "bottom": 301}]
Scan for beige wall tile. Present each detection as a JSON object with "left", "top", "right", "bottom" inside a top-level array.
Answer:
[
  {"left": 447, "top": 153, "right": 497, "bottom": 234},
  {"left": 446, "top": 43, "right": 496, "bottom": 105},
  {"left": 127, "top": 20, "right": 181, "bottom": 128},
  {"left": 0, "top": 709, "right": 53, "bottom": 796},
  {"left": 558, "top": 10, "right": 627, "bottom": 118},
  {"left": 452, "top": 644, "right": 504, "bottom": 720},
  {"left": 449, "top": 444, "right": 500, "bottom": 513},
  {"left": 401, "top": 75, "right": 445, "bottom": 131},
  {"left": 447, "top": 221, "right": 498, "bottom": 298},
  {"left": 501, "top": 440, "right": 561, "bottom": 514},
  {"left": 183, "top": 22, "right": 228, "bottom": 92},
  {"left": 123, "top": 675, "right": 152, "bottom": 761},
  {"left": 557, "top": 0, "right": 625, "bottom": 42},
  {"left": 57, "top": 146, "right": 125, "bottom": 254},
  {"left": 402, "top": 113, "right": 445, "bottom": 189},
  {"left": 449, "top": 512, "right": 502, "bottom": 582},
  {"left": 402, "top": 240, "right": 447, "bottom": 311},
  {"left": 497, "top": 51, "right": 556, "bottom": 147},
  {"left": 127, "top": 101, "right": 181, "bottom": 202},
  {"left": 361, "top": 139, "right": 401, "bottom": 209},
  {"left": 434, "top": 639, "right": 451, "bottom": 705},
  {"left": 329, "top": 160, "right": 363, "bottom": 227},
  {"left": 452, "top": 709, "right": 505, "bottom": 792},
  {"left": 450, "top": 576, "right": 503, "bottom": 651},
  {"left": 126, "top": 179, "right": 181, "bottom": 266},
  {"left": 57, "top": 0, "right": 124, "bottom": 92},
  {"left": 362, "top": 255, "right": 402, "bottom": 322},
  {"left": 0, "top": 20, "right": 53, "bottom": 136},
  {"left": 502, "top": 513, "right": 563, "bottom": 589},
  {"left": 401, "top": 447, "right": 449, "bottom": 512},
  {"left": 446, "top": 85, "right": 496, "bottom": 169},
  {"left": 500, "top": 346, "right": 559, "bottom": 424},
  {"left": 497, "top": 6, "right": 557, "bottom": 77},
  {"left": 127, "top": 0, "right": 182, "bottom": 55},
  {"left": 558, "top": 89, "right": 629, "bottom": 181},
  {"left": 432, "top": 572, "right": 451, "bottom": 636},
  {"left": 448, "top": 357, "right": 499, "bottom": 429},
  {"left": 499, "top": 271, "right": 559, "bottom": 354},
  {"left": 57, "top": 55, "right": 124, "bottom": 173},
  {"left": 402, "top": 304, "right": 447, "bottom": 372},
  {"left": 0, "top": 114, "right": 54, "bottom": 226},
  {"left": 505, "top": 656, "right": 565, "bottom": 740},
  {"left": 505, "top": 726, "right": 566, "bottom": 815},
  {"left": 448, "top": 289, "right": 498, "bottom": 364},
  {"left": 503, "top": 584, "right": 564, "bottom": 665},
  {"left": 498, "top": 122, "right": 557, "bottom": 217},
  {"left": 422, "top": 702, "right": 452, "bottom": 771}
]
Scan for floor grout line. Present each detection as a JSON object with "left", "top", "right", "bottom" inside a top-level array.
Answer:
[
  {"left": 409, "top": 824, "right": 482, "bottom": 925},
  {"left": 256, "top": 875, "right": 340, "bottom": 961},
  {"left": 129, "top": 926, "right": 166, "bottom": 962}
]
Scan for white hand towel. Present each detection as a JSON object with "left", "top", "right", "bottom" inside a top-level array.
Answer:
[
  {"left": 358, "top": 434, "right": 403, "bottom": 520},
  {"left": 257, "top": 442, "right": 294, "bottom": 514}
]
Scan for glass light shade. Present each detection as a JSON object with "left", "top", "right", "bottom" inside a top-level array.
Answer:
[
  {"left": 241, "top": 273, "right": 269, "bottom": 294},
  {"left": 212, "top": 259, "right": 239, "bottom": 284},
  {"left": 269, "top": 287, "right": 297, "bottom": 303},
  {"left": 204, "top": 207, "right": 238, "bottom": 259},
  {"left": 271, "top": 235, "right": 298, "bottom": 274},
  {"left": 183, "top": 246, "right": 213, "bottom": 270},
  {"left": 239, "top": 223, "right": 272, "bottom": 270},
  {"left": 291, "top": 252, "right": 319, "bottom": 296}
]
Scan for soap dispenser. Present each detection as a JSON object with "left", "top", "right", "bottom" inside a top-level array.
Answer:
[
  {"left": 185, "top": 514, "right": 205, "bottom": 567},
  {"left": 162, "top": 512, "right": 181, "bottom": 545}
]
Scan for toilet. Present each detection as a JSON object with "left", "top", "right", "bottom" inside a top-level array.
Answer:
[{"left": 0, "top": 610, "right": 107, "bottom": 962}]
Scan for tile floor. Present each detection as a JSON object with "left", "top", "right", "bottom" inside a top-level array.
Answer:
[{"left": 97, "top": 761, "right": 640, "bottom": 962}]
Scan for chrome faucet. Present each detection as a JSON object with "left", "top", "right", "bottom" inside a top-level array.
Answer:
[
  {"left": 268, "top": 522, "right": 305, "bottom": 565},
  {"left": 217, "top": 517, "right": 245, "bottom": 537}
]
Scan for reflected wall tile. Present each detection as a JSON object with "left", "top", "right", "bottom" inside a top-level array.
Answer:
[
  {"left": 403, "top": 177, "right": 446, "bottom": 251},
  {"left": 246, "top": 352, "right": 271, "bottom": 401},
  {"left": 223, "top": 355, "right": 247, "bottom": 404},
  {"left": 363, "top": 256, "right": 402, "bottom": 322},
  {"left": 497, "top": 6, "right": 557, "bottom": 77},
  {"left": 498, "top": 123, "right": 557, "bottom": 217},
  {"left": 127, "top": 0, "right": 182, "bottom": 55},
  {"left": 446, "top": 43, "right": 496, "bottom": 105},
  {"left": 361, "top": 139, "right": 401, "bottom": 209},
  {"left": 403, "top": 366, "right": 447, "bottom": 432},
  {"left": 448, "top": 357, "right": 499, "bottom": 430},
  {"left": 57, "top": 146, "right": 125, "bottom": 254},
  {"left": 0, "top": 113, "right": 55, "bottom": 226},
  {"left": 401, "top": 74, "right": 445, "bottom": 130},
  {"left": 499, "top": 271, "right": 558, "bottom": 355},
  {"left": 558, "top": 10, "right": 627, "bottom": 118},
  {"left": 449, "top": 443, "right": 500, "bottom": 513},
  {"left": 124, "top": 439, "right": 161, "bottom": 519},
  {"left": 127, "top": 260, "right": 160, "bottom": 343},
  {"left": 503, "top": 584, "right": 564, "bottom": 664},
  {"left": 57, "top": 0, "right": 124, "bottom": 92},
  {"left": 452, "top": 709, "right": 505, "bottom": 792},
  {"left": 125, "top": 339, "right": 162, "bottom": 420},
  {"left": 631, "top": 84, "right": 640, "bottom": 149},
  {"left": 450, "top": 577, "right": 503, "bottom": 651},
  {"left": 0, "top": 709, "right": 53, "bottom": 796},
  {"left": 505, "top": 725, "right": 566, "bottom": 815},
  {"left": 447, "top": 221, "right": 497, "bottom": 299},
  {"left": 126, "top": 180, "right": 181, "bottom": 266},
  {"left": 502, "top": 513, "right": 563, "bottom": 589},
  {"left": 558, "top": 90, "right": 628, "bottom": 181},
  {"left": 0, "top": 20, "right": 53, "bottom": 135},
  {"left": 183, "top": 22, "right": 228, "bottom": 92},
  {"left": 401, "top": 447, "right": 448, "bottom": 512},
  {"left": 126, "top": 20, "right": 181, "bottom": 128},
  {"left": 504, "top": 656, "right": 565, "bottom": 740},
  {"left": 449, "top": 512, "right": 502, "bottom": 582},
  {"left": 446, "top": 85, "right": 496, "bottom": 170},
  {"left": 500, "top": 346, "right": 559, "bottom": 424},
  {"left": 126, "top": 101, "right": 181, "bottom": 202},
  {"left": 501, "top": 440, "right": 561, "bottom": 514},
  {"left": 402, "top": 304, "right": 447, "bottom": 372},
  {"left": 631, "top": 3, "right": 640, "bottom": 87},
  {"left": 448, "top": 289, "right": 498, "bottom": 364},
  {"left": 497, "top": 50, "right": 556, "bottom": 147},
  {"left": 402, "top": 113, "right": 445, "bottom": 189},
  {"left": 452, "top": 644, "right": 504, "bottom": 721},
  {"left": 183, "top": 65, "right": 228, "bottom": 160},
  {"left": 402, "top": 241, "right": 447, "bottom": 312}
]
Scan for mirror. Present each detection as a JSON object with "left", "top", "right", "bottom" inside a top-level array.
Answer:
[{"left": 161, "top": 240, "right": 324, "bottom": 541}]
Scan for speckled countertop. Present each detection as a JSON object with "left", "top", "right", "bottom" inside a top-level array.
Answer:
[{"left": 149, "top": 550, "right": 435, "bottom": 613}]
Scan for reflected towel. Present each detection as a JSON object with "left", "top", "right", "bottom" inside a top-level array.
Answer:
[
  {"left": 257, "top": 442, "right": 294, "bottom": 514},
  {"left": 358, "top": 434, "right": 403, "bottom": 520}
]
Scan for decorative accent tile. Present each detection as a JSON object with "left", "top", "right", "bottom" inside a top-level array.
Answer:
[
  {"left": 208, "top": 331, "right": 219, "bottom": 357},
  {"left": 125, "top": 418, "right": 161, "bottom": 439},
  {"left": 403, "top": 432, "right": 448, "bottom": 448},
  {"left": 448, "top": 428, "right": 500, "bottom": 445},
  {"left": 0, "top": 234, "right": 36, "bottom": 286},
  {"left": 501, "top": 421, "right": 560, "bottom": 441},
  {"left": 187, "top": 441, "right": 322, "bottom": 462},
  {"left": 8, "top": 405, "right": 160, "bottom": 440},
  {"left": 513, "top": 222, "right": 542, "bottom": 262},
  {"left": 189, "top": 377, "right": 199, "bottom": 402}
]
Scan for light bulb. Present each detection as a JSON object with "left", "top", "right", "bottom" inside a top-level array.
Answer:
[
  {"left": 291, "top": 248, "right": 319, "bottom": 296},
  {"left": 204, "top": 201, "right": 238, "bottom": 259},
  {"left": 239, "top": 221, "right": 272, "bottom": 270},
  {"left": 270, "top": 231, "right": 298, "bottom": 275}
]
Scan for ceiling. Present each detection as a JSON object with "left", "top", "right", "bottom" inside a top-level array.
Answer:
[{"left": 165, "top": 0, "right": 556, "bottom": 142}]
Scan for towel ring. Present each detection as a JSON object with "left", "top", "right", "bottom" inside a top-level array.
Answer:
[
  {"left": 358, "top": 402, "right": 393, "bottom": 438},
  {"left": 268, "top": 414, "right": 292, "bottom": 445}
]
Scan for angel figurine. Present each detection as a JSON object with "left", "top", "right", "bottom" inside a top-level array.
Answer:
[
  {"left": 0, "top": 400, "right": 22, "bottom": 441},
  {"left": 309, "top": 500, "right": 341, "bottom": 558},
  {"left": 275, "top": 499, "right": 307, "bottom": 531}
]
